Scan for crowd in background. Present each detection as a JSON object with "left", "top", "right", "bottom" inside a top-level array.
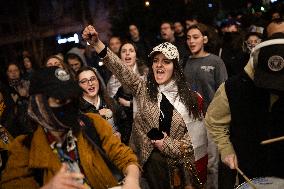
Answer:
[{"left": 0, "top": 4, "right": 284, "bottom": 189}]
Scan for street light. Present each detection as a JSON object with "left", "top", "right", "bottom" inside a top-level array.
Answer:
[{"left": 145, "top": 1, "right": 150, "bottom": 7}]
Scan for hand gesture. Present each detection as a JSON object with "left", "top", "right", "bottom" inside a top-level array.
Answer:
[
  {"left": 98, "top": 108, "right": 113, "bottom": 119},
  {"left": 82, "top": 25, "right": 100, "bottom": 47},
  {"left": 40, "top": 163, "right": 86, "bottom": 189},
  {"left": 222, "top": 153, "right": 238, "bottom": 169}
]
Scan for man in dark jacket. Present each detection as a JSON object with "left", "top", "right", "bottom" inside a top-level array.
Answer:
[{"left": 205, "top": 33, "right": 284, "bottom": 188}]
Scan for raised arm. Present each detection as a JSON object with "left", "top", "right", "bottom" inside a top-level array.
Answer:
[
  {"left": 82, "top": 25, "right": 144, "bottom": 97},
  {"left": 82, "top": 25, "right": 105, "bottom": 54}
]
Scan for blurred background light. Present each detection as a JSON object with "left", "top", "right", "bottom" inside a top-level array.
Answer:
[
  {"left": 145, "top": 1, "right": 150, "bottom": 7},
  {"left": 57, "top": 33, "right": 79, "bottom": 44}
]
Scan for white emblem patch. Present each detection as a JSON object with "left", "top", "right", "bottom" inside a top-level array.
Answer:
[
  {"left": 55, "top": 68, "right": 70, "bottom": 81},
  {"left": 267, "top": 55, "right": 284, "bottom": 72},
  {"left": 200, "top": 66, "right": 215, "bottom": 72}
]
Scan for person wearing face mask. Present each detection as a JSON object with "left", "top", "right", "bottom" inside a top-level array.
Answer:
[
  {"left": 1, "top": 67, "right": 141, "bottom": 189},
  {"left": 83, "top": 25, "right": 207, "bottom": 189},
  {"left": 220, "top": 28, "right": 247, "bottom": 78},
  {"left": 45, "top": 55, "right": 77, "bottom": 80},
  {"left": 205, "top": 33, "right": 284, "bottom": 188}
]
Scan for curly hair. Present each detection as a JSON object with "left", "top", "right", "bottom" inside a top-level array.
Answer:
[{"left": 146, "top": 52, "right": 201, "bottom": 119}]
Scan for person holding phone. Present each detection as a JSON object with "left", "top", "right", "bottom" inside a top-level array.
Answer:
[{"left": 82, "top": 25, "right": 208, "bottom": 189}]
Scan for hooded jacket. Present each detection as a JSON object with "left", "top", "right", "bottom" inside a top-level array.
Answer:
[{"left": 66, "top": 47, "right": 88, "bottom": 66}]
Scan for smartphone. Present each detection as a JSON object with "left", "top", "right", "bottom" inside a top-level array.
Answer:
[{"left": 147, "top": 128, "right": 164, "bottom": 140}]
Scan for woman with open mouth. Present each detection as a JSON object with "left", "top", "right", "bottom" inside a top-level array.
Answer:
[
  {"left": 76, "top": 66, "right": 124, "bottom": 138},
  {"left": 109, "top": 41, "right": 148, "bottom": 144},
  {"left": 83, "top": 25, "right": 207, "bottom": 189}
]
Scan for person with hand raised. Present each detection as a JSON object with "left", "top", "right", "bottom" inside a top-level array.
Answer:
[{"left": 83, "top": 25, "right": 207, "bottom": 189}]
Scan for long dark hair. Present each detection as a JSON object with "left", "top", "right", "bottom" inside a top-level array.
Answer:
[
  {"left": 22, "top": 55, "right": 39, "bottom": 71},
  {"left": 146, "top": 52, "right": 201, "bottom": 119}
]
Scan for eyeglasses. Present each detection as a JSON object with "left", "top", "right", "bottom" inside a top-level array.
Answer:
[{"left": 79, "top": 76, "right": 98, "bottom": 85}]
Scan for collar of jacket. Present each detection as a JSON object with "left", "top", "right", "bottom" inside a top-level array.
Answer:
[
  {"left": 28, "top": 126, "right": 62, "bottom": 170},
  {"left": 79, "top": 96, "right": 105, "bottom": 113}
]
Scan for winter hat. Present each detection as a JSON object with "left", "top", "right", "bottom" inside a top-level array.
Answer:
[
  {"left": 253, "top": 33, "right": 284, "bottom": 91},
  {"left": 148, "top": 42, "right": 179, "bottom": 61},
  {"left": 29, "top": 67, "right": 81, "bottom": 100}
]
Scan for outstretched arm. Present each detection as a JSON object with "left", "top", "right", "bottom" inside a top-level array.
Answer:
[{"left": 82, "top": 25, "right": 144, "bottom": 97}]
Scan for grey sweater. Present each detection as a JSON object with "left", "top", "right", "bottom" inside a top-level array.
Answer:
[{"left": 184, "top": 54, "right": 228, "bottom": 110}]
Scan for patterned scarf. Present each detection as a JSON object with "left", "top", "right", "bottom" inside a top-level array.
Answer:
[{"left": 28, "top": 94, "right": 70, "bottom": 132}]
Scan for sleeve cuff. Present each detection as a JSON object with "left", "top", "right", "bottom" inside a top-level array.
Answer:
[
  {"left": 220, "top": 144, "right": 236, "bottom": 161},
  {"left": 98, "top": 46, "right": 107, "bottom": 58}
]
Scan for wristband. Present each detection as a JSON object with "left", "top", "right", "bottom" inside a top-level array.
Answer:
[{"left": 98, "top": 46, "right": 107, "bottom": 58}]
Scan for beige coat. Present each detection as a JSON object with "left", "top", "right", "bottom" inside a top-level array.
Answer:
[{"left": 102, "top": 49, "right": 194, "bottom": 168}]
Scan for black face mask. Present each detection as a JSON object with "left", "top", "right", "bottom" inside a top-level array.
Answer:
[{"left": 50, "top": 101, "right": 79, "bottom": 129}]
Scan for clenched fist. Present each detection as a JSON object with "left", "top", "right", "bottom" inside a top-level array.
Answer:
[{"left": 82, "top": 25, "right": 100, "bottom": 47}]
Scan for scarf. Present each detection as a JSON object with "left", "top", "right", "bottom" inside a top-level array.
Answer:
[
  {"left": 158, "top": 80, "right": 189, "bottom": 123},
  {"left": 158, "top": 80, "right": 207, "bottom": 160},
  {"left": 28, "top": 94, "right": 72, "bottom": 132}
]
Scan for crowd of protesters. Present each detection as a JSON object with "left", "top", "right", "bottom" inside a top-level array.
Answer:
[{"left": 0, "top": 5, "right": 284, "bottom": 189}]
